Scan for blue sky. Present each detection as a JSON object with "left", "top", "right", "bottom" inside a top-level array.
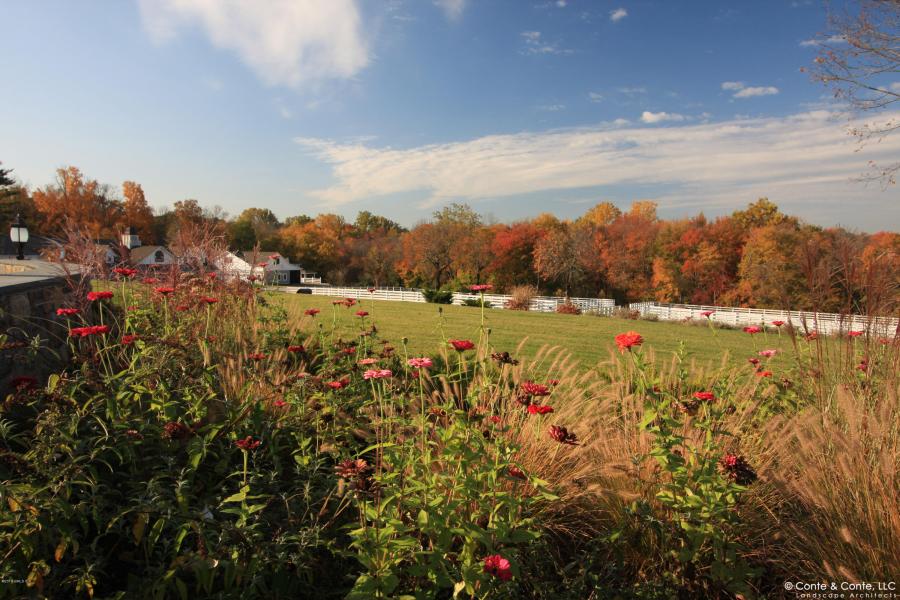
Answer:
[{"left": 2, "top": 0, "right": 898, "bottom": 230}]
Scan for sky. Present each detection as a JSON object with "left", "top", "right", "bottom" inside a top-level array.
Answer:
[{"left": 2, "top": 0, "right": 898, "bottom": 231}]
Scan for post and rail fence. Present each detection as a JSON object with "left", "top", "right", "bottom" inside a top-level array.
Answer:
[{"left": 271, "top": 285, "right": 897, "bottom": 336}]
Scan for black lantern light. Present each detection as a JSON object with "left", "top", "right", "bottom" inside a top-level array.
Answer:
[{"left": 9, "top": 214, "right": 29, "bottom": 260}]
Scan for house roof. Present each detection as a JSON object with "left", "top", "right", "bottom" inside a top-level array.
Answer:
[{"left": 129, "top": 245, "right": 171, "bottom": 263}]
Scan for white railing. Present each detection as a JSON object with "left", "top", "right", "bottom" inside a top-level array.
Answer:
[
  {"left": 628, "top": 301, "right": 899, "bottom": 336},
  {"left": 278, "top": 285, "right": 615, "bottom": 314}
]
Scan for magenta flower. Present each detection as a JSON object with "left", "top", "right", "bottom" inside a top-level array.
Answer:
[
  {"left": 363, "top": 369, "right": 392, "bottom": 380},
  {"left": 407, "top": 357, "right": 434, "bottom": 369}
]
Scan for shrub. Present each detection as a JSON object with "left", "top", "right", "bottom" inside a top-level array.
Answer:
[
  {"left": 505, "top": 285, "right": 538, "bottom": 311},
  {"left": 555, "top": 300, "right": 581, "bottom": 315},
  {"left": 422, "top": 289, "right": 453, "bottom": 304},
  {"left": 462, "top": 298, "right": 493, "bottom": 308}
]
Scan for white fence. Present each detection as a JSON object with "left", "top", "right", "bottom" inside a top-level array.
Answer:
[
  {"left": 278, "top": 285, "right": 615, "bottom": 314},
  {"left": 629, "top": 302, "right": 899, "bottom": 336}
]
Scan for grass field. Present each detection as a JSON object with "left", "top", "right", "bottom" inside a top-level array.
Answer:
[{"left": 269, "top": 292, "right": 792, "bottom": 370}]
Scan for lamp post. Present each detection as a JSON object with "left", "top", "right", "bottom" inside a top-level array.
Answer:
[{"left": 9, "top": 214, "right": 29, "bottom": 260}]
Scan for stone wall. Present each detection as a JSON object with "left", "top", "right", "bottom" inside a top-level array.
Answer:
[{"left": 1, "top": 261, "right": 83, "bottom": 397}]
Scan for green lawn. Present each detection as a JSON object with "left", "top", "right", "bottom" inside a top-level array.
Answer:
[{"left": 269, "top": 293, "right": 791, "bottom": 370}]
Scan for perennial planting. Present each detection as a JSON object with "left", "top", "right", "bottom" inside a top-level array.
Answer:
[{"left": 0, "top": 267, "right": 897, "bottom": 599}]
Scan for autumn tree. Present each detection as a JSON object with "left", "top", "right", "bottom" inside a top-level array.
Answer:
[
  {"left": 597, "top": 210, "right": 660, "bottom": 301},
  {"left": 734, "top": 223, "right": 805, "bottom": 308},
  {"left": 399, "top": 222, "right": 455, "bottom": 288},
  {"left": 533, "top": 222, "right": 594, "bottom": 296},
  {"left": 488, "top": 222, "right": 543, "bottom": 291},
  {"left": 579, "top": 201, "right": 621, "bottom": 228},
  {"left": 731, "top": 198, "right": 794, "bottom": 231},
  {"left": 31, "top": 166, "right": 123, "bottom": 239},
  {"left": 121, "top": 181, "right": 155, "bottom": 243},
  {"left": 806, "top": 0, "right": 900, "bottom": 184}
]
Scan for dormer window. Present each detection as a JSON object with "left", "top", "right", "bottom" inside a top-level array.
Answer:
[
  {"left": 154, "top": 250, "right": 165, "bottom": 263},
  {"left": 275, "top": 257, "right": 280, "bottom": 265}
]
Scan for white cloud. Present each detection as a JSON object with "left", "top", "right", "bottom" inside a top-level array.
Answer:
[
  {"left": 588, "top": 92, "right": 604, "bottom": 103},
  {"left": 292, "top": 110, "right": 900, "bottom": 222},
  {"left": 556, "top": 0, "right": 568, "bottom": 6},
  {"left": 641, "top": 111, "right": 686, "bottom": 123},
  {"left": 610, "top": 8, "right": 628, "bottom": 22},
  {"left": 520, "top": 30, "right": 571, "bottom": 55},
  {"left": 890, "top": 82, "right": 900, "bottom": 92},
  {"left": 434, "top": 0, "right": 466, "bottom": 21},
  {"left": 537, "top": 104, "right": 566, "bottom": 111},
  {"left": 734, "top": 86, "right": 779, "bottom": 98},
  {"left": 722, "top": 81, "right": 780, "bottom": 98},
  {"left": 799, "top": 35, "right": 845, "bottom": 47},
  {"left": 618, "top": 86, "right": 646, "bottom": 95},
  {"left": 138, "top": 0, "right": 368, "bottom": 88}
]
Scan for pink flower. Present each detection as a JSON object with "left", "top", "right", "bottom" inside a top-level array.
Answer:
[
  {"left": 483, "top": 555, "right": 512, "bottom": 581},
  {"left": 87, "top": 291, "right": 113, "bottom": 301},
  {"left": 743, "top": 326, "right": 762, "bottom": 335},
  {"left": 56, "top": 307, "right": 79, "bottom": 316},
  {"left": 355, "top": 310, "right": 369, "bottom": 318},
  {"left": 407, "top": 357, "right": 434, "bottom": 369},
  {"left": 469, "top": 284, "right": 493, "bottom": 292},
  {"left": 304, "top": 308, "right": 321, "bottom": 317},
  {"left": 700, "top": 310, "right": 714, "bottom": 318},
  {"left": 326, "top": 378, "right": 349, "bottom": 390},
  {"left": 771, "top": 320, "right": 785, "bottom": 327},
  {"left": 363, "top": 369, "right": 392, "bottom": 380},
  {"left": 748, "top": 357, "right": 760, "bottom": 366},
  {"left": 758, "top": 349, "right": 778, "bottom": 358},
  {"left": 526, "top": 404, "right": 554, "bottom": 415},
  {"left": 358, "top": 358, "right": 378, "bottom": 365},
  {"left": 268, "top": 254, "right": 280, "bottom": 260},
  {"left": 449, "top": 339, "right": 475, "bottom": 352}
]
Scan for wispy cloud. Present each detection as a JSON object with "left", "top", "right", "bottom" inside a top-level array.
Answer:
[
  {"left": 617, "top": 86, "right": 647, "bottom": 95},
  {"left": 588, "top": 92, "right": 604, "bottom": 103},
  {"left": 138, "top": 0, "right": 368, "bottom": 88},
  {"left": 641, "top": 111, "right": 685, "bottom": 123},
  {"left": 722, "top": 81, "right": 779, "bottom": 98},
  {"left": 610, "top": 8, "right": 628, "bottom": 22},
  {"left": 520, "top": 31, "right": 571, "bottom": 55},
  {"left": 434, "top": 0, "right": 466, "bottom": 21},
  {"left": 799, "top": 35, "right": 845, "bottom": 47},
  {"left": 537, "top": 104, "right": 566, "bottom": 112},
  {"left": 891, "top": 82, "right": 900, "bottom": 92},
  {"left": 293, "top": 111, "right": 900, "bottom": 223}
]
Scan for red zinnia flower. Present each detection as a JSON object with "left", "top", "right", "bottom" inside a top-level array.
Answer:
[
  {"left": 469, "top": 284, "right": 493, "bottom": 292},
  {"left": 121, "top": 334, "right": 140, "bottom": 345},
  {"left": 154, "top": 286, "right": 175, "bottom": 295},
  {"left": 69, "top": 325, "right": 110, "bottom": 338},
  {"left": 200, "top": 296, "right": 218, "bottom": 304},
  {"left": 326, "top": 378, "right": 349, "bottom": 390},
  {"left": 367, "top": 287, "right": 376, "bottom": 293},
  {"left": 175, "top": 305, "right": 189, "bottom": 312},
  {"left": 527, "top": 404, "right": 554, "bottom": 415},
  {"left": 483, "top": 555, "right": 512, "bottom": 581},
  {"left": 700, "top": 310, "right": 714, "bottom": 318},
  {"left": 273, "top": 399, "right": 287, "bottom": 408},
  {"left": 771, "top": 320, "right": 785, "bottom": 327},
  {"left": 615, "top": 331, "right": 643, "bottom": 352},
  {"left": 521, "top": 382, "right": 550, "bottom": 397},
  {"left": 743, "top": 326, "right": 762, "bottom": 335},
  {"left": 692, "top": 391, "right": 715, "bottom": 402},
  {"left": 507, "top": 466, "right": 527, "bottom": 480},
  {"left": 112, "top": 267, "right": 137, "bottom": 277},
  {"left": 257, "top": 262, "right": 268, "bottom": 268},
  {"left": 748, "top": 357, "right": 760, "bottom": 366},
  {"left": 247, "top": 352, "right": 267, "bottom": 361},
  {"left": 756, "top": 370, "right": 773, "bottom": 377},
  {"left": 87, "top": 291, "right": 114, "bottom": 301},
  {"left": 9, "top": 376, "right": 38, "bottom": 391},
  {"left": 235, "top": 436, "right": 261, "bottom": 451},
  {"left": 548, "top": 425, "right": 579, "bottom": 445},
  {"left": 56, "top": 307, "right": 79, "bottom": 316},
  {"left": 207, "top": 272, "right": 217, "bottom": 279},
  {"left": 489, "top": 415, "right": 502, "bottom": 424},
  {"left": 847, "top": 330, "right": 863, "bottom": 337},
  {"left": 355, "top": 310, "right": 369, "bottom": 318},
  {"left": 449, "top": 339, "right": 475, "bottom": 352},
  {"left": 305, "top": 308, "right": 321, "bottom": 316},
  {"left": 287, "top": 345, "right": 305, "bottom": 353},
  {"left": 805, "top": 332, "right": 819, "bottom": 341},
  {"left": 758, "top": 349, "right": 777, "bottom": 358}
]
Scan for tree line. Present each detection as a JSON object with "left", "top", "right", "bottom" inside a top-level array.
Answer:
[{"left": 2, "top": 163, "right": 897, "bottom": 315}]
